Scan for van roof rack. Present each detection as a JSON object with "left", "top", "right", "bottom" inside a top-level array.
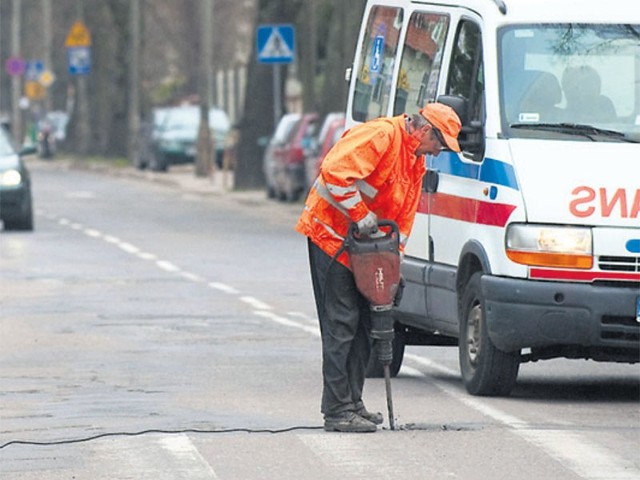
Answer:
[{"left": 491, "top": 0, "right": 507, "bottom": 14}]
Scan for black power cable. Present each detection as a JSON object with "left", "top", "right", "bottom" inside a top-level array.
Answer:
[{"left": 0, "top": 425, "right": 325, "bottom": 450}]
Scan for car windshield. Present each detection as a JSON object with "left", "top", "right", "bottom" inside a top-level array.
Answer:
[
  {"left": 271, "top": 114, "right": 301, "bottom": 145},
  {"left": 161, "top": 106, "right": 230, "bottom": 133},
  {"left": 499, "top": 24, "right": 640, "bottom": 142}
]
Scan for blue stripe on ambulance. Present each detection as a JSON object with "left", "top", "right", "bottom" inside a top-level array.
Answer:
[{"left": 431, "top": 153, "right": 520, "bottom": 191}]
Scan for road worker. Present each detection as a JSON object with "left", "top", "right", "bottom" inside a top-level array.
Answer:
[{"left": 296, "top": 102, "right": 462, "bottom": 432}]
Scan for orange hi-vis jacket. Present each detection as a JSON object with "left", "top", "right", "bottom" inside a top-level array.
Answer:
[{"left": 296, "top": 114, "right": 426, "bottom": 267}]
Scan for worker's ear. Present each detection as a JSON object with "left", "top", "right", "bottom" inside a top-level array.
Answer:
[{"left": 413, "top": 124, "right": 429, "bottom": 141}]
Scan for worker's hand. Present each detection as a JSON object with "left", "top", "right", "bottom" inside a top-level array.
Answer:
[{"left": 356, "top": 211, "right": 378, "bottom": 237}]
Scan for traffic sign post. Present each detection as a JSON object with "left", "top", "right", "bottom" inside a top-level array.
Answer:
[
  {"left": 257, "top": 24, "right": 295, "bottom": 65},
  {"left": 256, "top": 24, "right": 296, "bottom": 127},
  {"left": 66, "top": 20, "right": 92, "bottom": 76},
  {"left": 65, "top": 20, "right": 92, "bottom": 47},
  {"left": 39, "top": 70, "right": 56, "bottom": 88},
  {"left": 5, "top": 56, "right": 26, "bottom": 77},
  {"left": 67, "top": 46, "right": 91, "bottom": 75}
]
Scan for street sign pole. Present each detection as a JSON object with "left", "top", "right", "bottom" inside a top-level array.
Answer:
[
  {"left": 273, "top": 64, "right": 281, "bottom": 131},
  {"left": 257, "top": 24, "right": 295, "bottom": 128}
]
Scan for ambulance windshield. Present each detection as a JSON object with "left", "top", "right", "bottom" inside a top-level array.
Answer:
[{"left": 498, "top": 24, "right": 640, "bottom": 142}]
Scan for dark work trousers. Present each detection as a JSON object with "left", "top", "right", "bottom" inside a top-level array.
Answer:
[{"left": 307, "top": 238, "right": 372, "bottom": 418}]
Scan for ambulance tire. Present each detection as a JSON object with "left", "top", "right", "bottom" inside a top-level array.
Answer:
[
  {"left": 365, "top": 326, "right": 405, "bottom": 378},
  {"left": 459, "top": 272, "right": 520, "bottom": 396}
]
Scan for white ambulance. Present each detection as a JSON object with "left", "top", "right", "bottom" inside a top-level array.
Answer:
[{"left": 348, "top": 0, "right": 640, "bottom": 395}]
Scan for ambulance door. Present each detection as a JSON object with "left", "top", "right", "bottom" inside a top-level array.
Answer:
[
  {"left": 395, "top": 9, "right": 451, "bottom": 261},
  {"left": 425, "top": 15, "right": 485, "bottom": 328}
]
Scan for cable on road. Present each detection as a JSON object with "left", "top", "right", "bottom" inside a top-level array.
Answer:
[{"left": 0, "top": 425, "right": 325, "bottom": 450}]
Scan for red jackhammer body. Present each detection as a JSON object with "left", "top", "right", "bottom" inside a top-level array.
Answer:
[{"left": 346, "top": 220, "right": 401, "bottom": 430}]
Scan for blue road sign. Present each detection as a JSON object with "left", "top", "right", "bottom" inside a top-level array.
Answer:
[
  {"left": 68, "top": 46, "right": 91, "bottom": 75},
  {"left": 371, "top": 35, "right": 385, "bottom": 73},
  {"left": 257, "top": 25, "right": 295, "bottom": 64},
  {"left": 25, "top": 60, "right": 44, "bottom": 81}
]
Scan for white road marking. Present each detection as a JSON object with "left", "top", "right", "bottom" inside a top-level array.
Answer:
[
  {"left": 103, "top": 235, "right": 120, "bottom": 244},
  {"left": 137, "top": 251, "right": 157, "bottom": 261},
  {"left": 180, "top": 271, "right": 205, "bottom": 282},
  {"left": 118, "top": 242, "right": 140, "bottom": 254},
  {"left": 84, "top": 228, "right": 103, "bottom": 238},
  {"left": 159, "top": 435, "right": 219, "bottom": 479},
  {"left": 65, "top": 190, "right": 95, "bottom": 199},
  {"left": 208, "top": 282, "right": 239, "bottom": 295},
  {"left": 403, "top": 360, "right": 638, "bottom": 480},
  {"left": 253, "top": 310, "right": 320, "bottom": 337},
  {"left": 156, "top": 260, "right": 180, "bottom": 273},
  {"left": 239, "top": 296, "right": 272, "bottom": 310},
  {"left": 287, "top": 311, "right": 317, "bottom": 322}
]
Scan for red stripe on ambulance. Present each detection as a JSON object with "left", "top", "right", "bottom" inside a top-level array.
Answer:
[
  {"left": 531, "top": 268, "right": 640, "bottom": 282},
  {"left": 418, "top": 192, "right": 517, "bottom": 227}
]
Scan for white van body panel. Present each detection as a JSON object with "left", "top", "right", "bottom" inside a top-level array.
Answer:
[
  {"left": 349, "top": 0, "right": 640, "bottom": 394},
  {"left": 508, "top": 141, "right": 640, "bottom": 227}
]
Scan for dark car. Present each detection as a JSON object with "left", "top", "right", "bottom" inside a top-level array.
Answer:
[
  {"left": 262, "top": 113, "right": 301, "bottom": 199},
  {"left": 0, "top": 128, "right": 35, "bottom": 231},
  {"left": 140, "top": 105, "right": 231, "bottom": 172},
  {"left": 304, "top": 112, "right": 346, "bottom": 191},
  {"left": 271, "top": 112, "right": 319, "bottom": 202}
]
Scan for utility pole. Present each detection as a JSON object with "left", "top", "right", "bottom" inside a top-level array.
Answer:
[
  {"left": 128, "top": 0, "right": 141, "bottom": 164},
  {"left": 43, "top": 0, "right": 52, "bottom": 112},
  {"left": 195, "top": 0, "right": 213, "bottom": 178},
  {"left": 75, "top": 0, "right": 90, "bottom": 155},
  {"left": 11, "top": 0, "right": 22, "bottom": 143}
]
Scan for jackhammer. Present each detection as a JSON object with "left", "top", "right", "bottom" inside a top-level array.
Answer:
[{"left": 346, "top": 220, "right": 401, "bottom": 430}]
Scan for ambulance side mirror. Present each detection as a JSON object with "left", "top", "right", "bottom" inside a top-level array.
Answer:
[{"left": 437, "top": 94, "right": 485, "bottom": 161}]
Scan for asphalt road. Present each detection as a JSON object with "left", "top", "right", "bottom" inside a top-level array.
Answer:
[{"left": 0, "top": 158, "right": 638, "bottom": 479}]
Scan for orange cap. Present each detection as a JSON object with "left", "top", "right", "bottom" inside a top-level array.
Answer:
[{"left": 420, "top": 103, "right": 462, "bottom": 152}]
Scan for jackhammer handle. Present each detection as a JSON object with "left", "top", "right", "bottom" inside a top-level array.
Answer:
[
  {"left": 375, "top": 219, "right": 399, "bottom": 236},
  {"left": 348, "top": 219, "right": 399, "bottom": 238}
]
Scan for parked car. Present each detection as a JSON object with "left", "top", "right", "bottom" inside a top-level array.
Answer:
[
  {"left": 142, "top": 105, "right": 231, "bottom": 172},
  {"left": 304, "top": 112, "right": 346, "bottom": 191},
  {"left": 262, "top": 113, "right": 301, "bottom": 199},
  {"left": 271, "top": 112, "right": 319, "bottom": 201},
  {"left": 0, "top": 127, "right": 36, "bottom": 231}
]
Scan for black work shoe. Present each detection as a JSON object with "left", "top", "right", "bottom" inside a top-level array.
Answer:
[
  {"left": 324, "top": 413, "right": 377, "bottom": 433},
  {"left": 355, "top": 407, "right": 384, "bottom": 425}
]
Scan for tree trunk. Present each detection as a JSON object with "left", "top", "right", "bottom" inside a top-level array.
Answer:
[{"left": 234, "top": 0, "right": 302, "bottom": 190}]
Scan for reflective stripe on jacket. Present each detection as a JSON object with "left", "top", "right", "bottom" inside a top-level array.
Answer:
[{"left": 295, "top": 115, "right": 426, "bottom": 267}]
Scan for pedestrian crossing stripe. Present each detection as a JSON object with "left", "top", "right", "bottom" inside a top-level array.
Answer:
[{"left": 257, "top": 25, "right": 295, "bottom": 64}]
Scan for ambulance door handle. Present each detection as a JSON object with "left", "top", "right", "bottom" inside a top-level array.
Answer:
[{"left": 424, "top": 169, "right": 439, "bottom": 193}]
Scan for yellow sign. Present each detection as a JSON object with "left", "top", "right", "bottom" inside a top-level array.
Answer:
[
  {"left": 65, "top": 20, "right": 91, "bottom": 47},
  {"left": 39, "top": 70, "right": 56, "bottom": 88},
  {"left": 25, "top": 81, "right": 46, "bottom": 100}
]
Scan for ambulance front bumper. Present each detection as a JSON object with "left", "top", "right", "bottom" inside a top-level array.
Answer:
[{"left": 481, "top": 275, "right": 639, "bottom": 360}]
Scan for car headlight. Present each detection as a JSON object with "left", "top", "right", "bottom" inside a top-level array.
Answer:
[
  {"left": 0, "top": 169, "right": 22, "bottom": 187},
  {"left": 506, "top": 224, "right": 593, "bottom": 269}
]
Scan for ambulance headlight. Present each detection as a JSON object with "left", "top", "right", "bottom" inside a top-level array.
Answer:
[{"left": 506, "top": 224, "right": 593, "bottom": 269}]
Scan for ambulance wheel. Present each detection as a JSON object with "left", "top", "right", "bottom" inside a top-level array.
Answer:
[
  {"left": 459, "top": 272, "right": 520, "bottom": 396},
  {"left": 365, "top": 325, "right": 405, "bottom": 378}
]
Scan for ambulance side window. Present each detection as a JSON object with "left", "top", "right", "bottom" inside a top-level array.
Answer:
[
  {"left": 446, "top": 19, "right": 485, "bottom": 158},
  {"left": 352, "top": 6, "right": 404, "bottom": 122},
  {"left": 393, "top": 12, "right": 450, "bottom": 116}
]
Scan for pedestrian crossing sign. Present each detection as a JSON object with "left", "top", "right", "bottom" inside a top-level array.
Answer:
[{"left": 257, "top": 25, "right": 295, "bottom": 64}]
